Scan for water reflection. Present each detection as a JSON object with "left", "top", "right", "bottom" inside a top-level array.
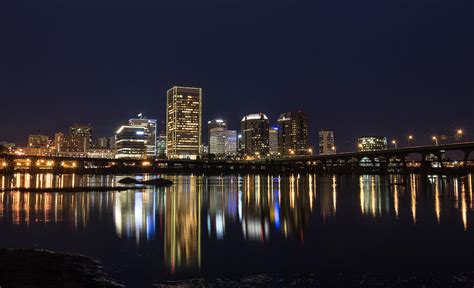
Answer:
[{"left": 1, "top": 173, "right": 474, "bottom": 274}]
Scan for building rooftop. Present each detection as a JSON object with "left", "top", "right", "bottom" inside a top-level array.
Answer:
[{"left": 241, "top": 113, "right": 268, "bottom": 122}]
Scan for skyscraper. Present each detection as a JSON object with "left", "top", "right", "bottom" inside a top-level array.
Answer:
[
  {"left": 277, "top": 111, "right": 309, "bottom": 156},
  {"left": 115, "top": 126, "right": 146, "bottom": 159},
  {"left": 319, "top": 130, "right": 336, "bottom": 155},
  {"left": 70, "top": 124, "right": 93, "bottom": 152},
  {"left": 129, "top": 114, "right": 157, "bottom": 157},
  {"left": 166, "top": 86, "right": 202, "bottom": 159},
  {"left": 240, "top": 113, "right": 269, "bottom": 157},
  {"left": 207, "top": 119, "right": 227, "bottom": 146},
  {"left": 209, "top": 127, "right": 237, "bottom": 157},
  {"left": 269, "top": 126, "right": 279, "bottom": 156}
]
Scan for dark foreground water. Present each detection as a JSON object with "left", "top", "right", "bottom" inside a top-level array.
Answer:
[{"left": 0, "top": 173, "right": 474, "bottom": 287}]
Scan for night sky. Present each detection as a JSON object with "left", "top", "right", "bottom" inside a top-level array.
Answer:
[{"left": 1, "top": 0, "right": 472, "bottom": 151}]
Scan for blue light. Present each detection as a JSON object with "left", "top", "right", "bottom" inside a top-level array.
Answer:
[{"left": 136, "top": 131, "right": 145, "bottom": 135}]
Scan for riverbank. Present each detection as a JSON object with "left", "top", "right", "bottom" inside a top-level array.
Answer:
[
  {"left": 0, "top": 186, "right": 144, "bottom": 193},
  {"left": 155, "top": 273, "right": 474, "bottom": 287},
  {"left": 0, "top": 249, "right": 123, "bottom": 288}
]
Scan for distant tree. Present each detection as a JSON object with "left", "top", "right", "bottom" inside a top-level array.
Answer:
[{"left": 0, "top": 145, "right": 8, "bottom": 154}]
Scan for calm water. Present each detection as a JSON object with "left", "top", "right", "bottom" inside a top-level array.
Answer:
[{"left": 1, "top": 173, "right": 474, "bottom": 286}]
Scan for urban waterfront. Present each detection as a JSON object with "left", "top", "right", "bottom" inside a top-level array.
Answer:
[{"left": 1, "top": 173, "right": 474, "bottom": 286}]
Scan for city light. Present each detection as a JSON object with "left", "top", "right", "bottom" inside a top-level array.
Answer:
[
  {"left": 432, "top": 136, "right": 438, "bottom": 146},
  {"left": 391, "top": 140, "right": 397, "bottom": 149},
  {"left": 456, "top": 129, "right": 464, "bottom": 142},
  {"left": 408, "top": 135, "right": 414, "bottom": 147}
]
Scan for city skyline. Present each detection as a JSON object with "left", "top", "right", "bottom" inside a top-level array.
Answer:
[
  {"left": 2, "top": 89, "right": 470, "bottom": 154},
  {"left": 0, "top": 1, "right": 472, "bottom": 151}
]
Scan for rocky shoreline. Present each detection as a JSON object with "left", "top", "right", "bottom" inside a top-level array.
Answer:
[
  {"left": 0, "top": 249, "right": 123, "bottom": 288},
  {"left": 155, "top": 272, "right": 474, "bottom": 288}
]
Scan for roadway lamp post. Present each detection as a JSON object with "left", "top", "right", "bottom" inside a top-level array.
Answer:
[
  {"left": 432, "top": 136, "right": 438, "bottom": 146},
  {"left": 456, "top": 129, "right": 463, "bottom": 143},
  {"left": 391, "top": 140, "right": 397, "bottom": 149},
  {"left": 408, "top": 135, "right": 413, "bottom": 147}
]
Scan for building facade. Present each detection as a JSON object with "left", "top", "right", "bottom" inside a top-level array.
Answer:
[
  {"left": 319, "top": 130, "right": 335, "bottom": 155},
  {"left": 28, "top": 134, "right": 49, "bottom": 149},
  {"left": 277, "top": 111, "right": 309, "bottom": 156},
  {"left": 115, "top": 126, "right": 146, "bottom": 159},
  {"left": 357, "top": 136, "right": 388, "bottom": 152},
  {"left": 70, "top": 124, "right": 93, "bottom": 152},
  {"left": 59, "top": 135, "right": 89, "bottom": 156},
  {"left": 207, "top": 119, "right": 227, "bottom": 146},
  {"left": 129, "top": 116, "right": 157, "bottom": 157},
  {"left": 156, "top": 132, "right": 167, "bottom": 158},
  {"left": 240, "top": 113, "right": 270, "bottom": 157},
  {"left": 209, "top": 127, "right": 237, "bottom": 157},
  {"left": 269, "top": 127, "right": 279, "bottom": 156},
  {"left": 166, "top": 86, "right": 202, "bottom": 159}
]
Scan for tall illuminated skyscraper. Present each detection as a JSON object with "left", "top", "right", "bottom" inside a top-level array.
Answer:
[
  {"left": 277, "top": 111, "right": 309, "bottom": 156},
  {"left": 70, "top": 124, "right": 93, "bottom": 151},
  {"left": 129, "top": 114, "right": 157, "bottom": 157},
  {"left": 240, "top": 113, "right": 269, "bottom": 157},
  {"left": 207, "top": 119, "right": 227, "bottom": 146},
  {"left": 209, "top": 127, "right": 237, "bottom": 157},
  {"left": 166, "top": 86, "right": 202, "bottom": 159},
  {"left": 115, "top": 126, "right": 146, "bottom": 159},
  {"left": 269, "top": 126, "right": 279, "bottom": 156},
  {"left": 319, "top": 130, "right": 335, "bottom": 155}
]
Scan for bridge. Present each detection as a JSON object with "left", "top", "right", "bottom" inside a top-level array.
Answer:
[{"left": 1, "top": 142, "right": 474, "bottom": 175}]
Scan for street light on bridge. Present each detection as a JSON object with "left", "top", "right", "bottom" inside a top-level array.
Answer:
[
  {"left": 432, "top": 136, "right": 438, "bottom": 146},
  {"left": 456, "top": 129, "right": 464, "bottom": 142},
  {"left": 408, "top": 135, "right": 413, "bottom": 147},
  {"left": 391, "top": 140, "right": 397, "bottom": 149}
]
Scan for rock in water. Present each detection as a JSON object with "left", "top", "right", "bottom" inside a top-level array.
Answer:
[
  {"left": 140, "top": 178, "right": 173, "bottom": 187},
  {"left": 118, "top": 177, "right": 139, "bottom": 184}
]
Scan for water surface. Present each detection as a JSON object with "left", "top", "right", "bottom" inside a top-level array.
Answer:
[{"left": 0, "top": 173, "right": 473, "bottom": 287}]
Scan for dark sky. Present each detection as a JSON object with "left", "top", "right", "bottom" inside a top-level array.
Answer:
[{"left": 1, "top": 0, "right": 473, "bottom": 151}]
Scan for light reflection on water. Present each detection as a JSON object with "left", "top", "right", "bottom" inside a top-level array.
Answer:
[{"left": 0, "top": 173, "right": 473, "bottom": 285}]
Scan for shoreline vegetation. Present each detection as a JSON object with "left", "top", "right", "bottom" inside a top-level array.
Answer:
[{"left": 0, "top": 249, "right": 123, "bottom": 287}]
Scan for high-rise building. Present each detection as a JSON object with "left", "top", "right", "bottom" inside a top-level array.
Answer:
[
  {"left": 166, "top": 86, "right": 202, "bottom": 159},
  {"left": 240, "top": 113, "right": 270, "bottom": 157},
  {"left": 207, "top": 119, "right": 227, "bottom": 146},
  {"left": 96, "top": 137, "right": 110, "bottom": 149},
  {"left": 28, "top": 134, "right": 49, "bottom": 148},
  {"left": 129, "top": 115, "right": 157, "bottom": 157},
  {"left": 109, "top": 136, "right": 116, "bottom": 149},
  {"left": 59, "top": 135, "right": 89, "bottom": 155},
  {"left": 156, "top": 132, "right": 167, "bottom": 157},
  {"left": 269, "top": 126, "right": 279, "bottom": 156},
  {"left": 209, "top": 127, "right": 237, "bottom": 157},
  {"left": 70, "top": 124, "right": 93, "bottom": 152},
  {"left": 277, "top": 111, "right": 309, "bottom": 156},
  {"left": 54, "top": 132, "right": 64, "bottom": 153},
  {"left": 115, "top": 126, "right": 146, "bottom": 159},
  {"left": 319, "top": 130, "right": 336, "bottom": 155},
  {"left": 357, "top": 136, "right": 388, "bottom": 152}
]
